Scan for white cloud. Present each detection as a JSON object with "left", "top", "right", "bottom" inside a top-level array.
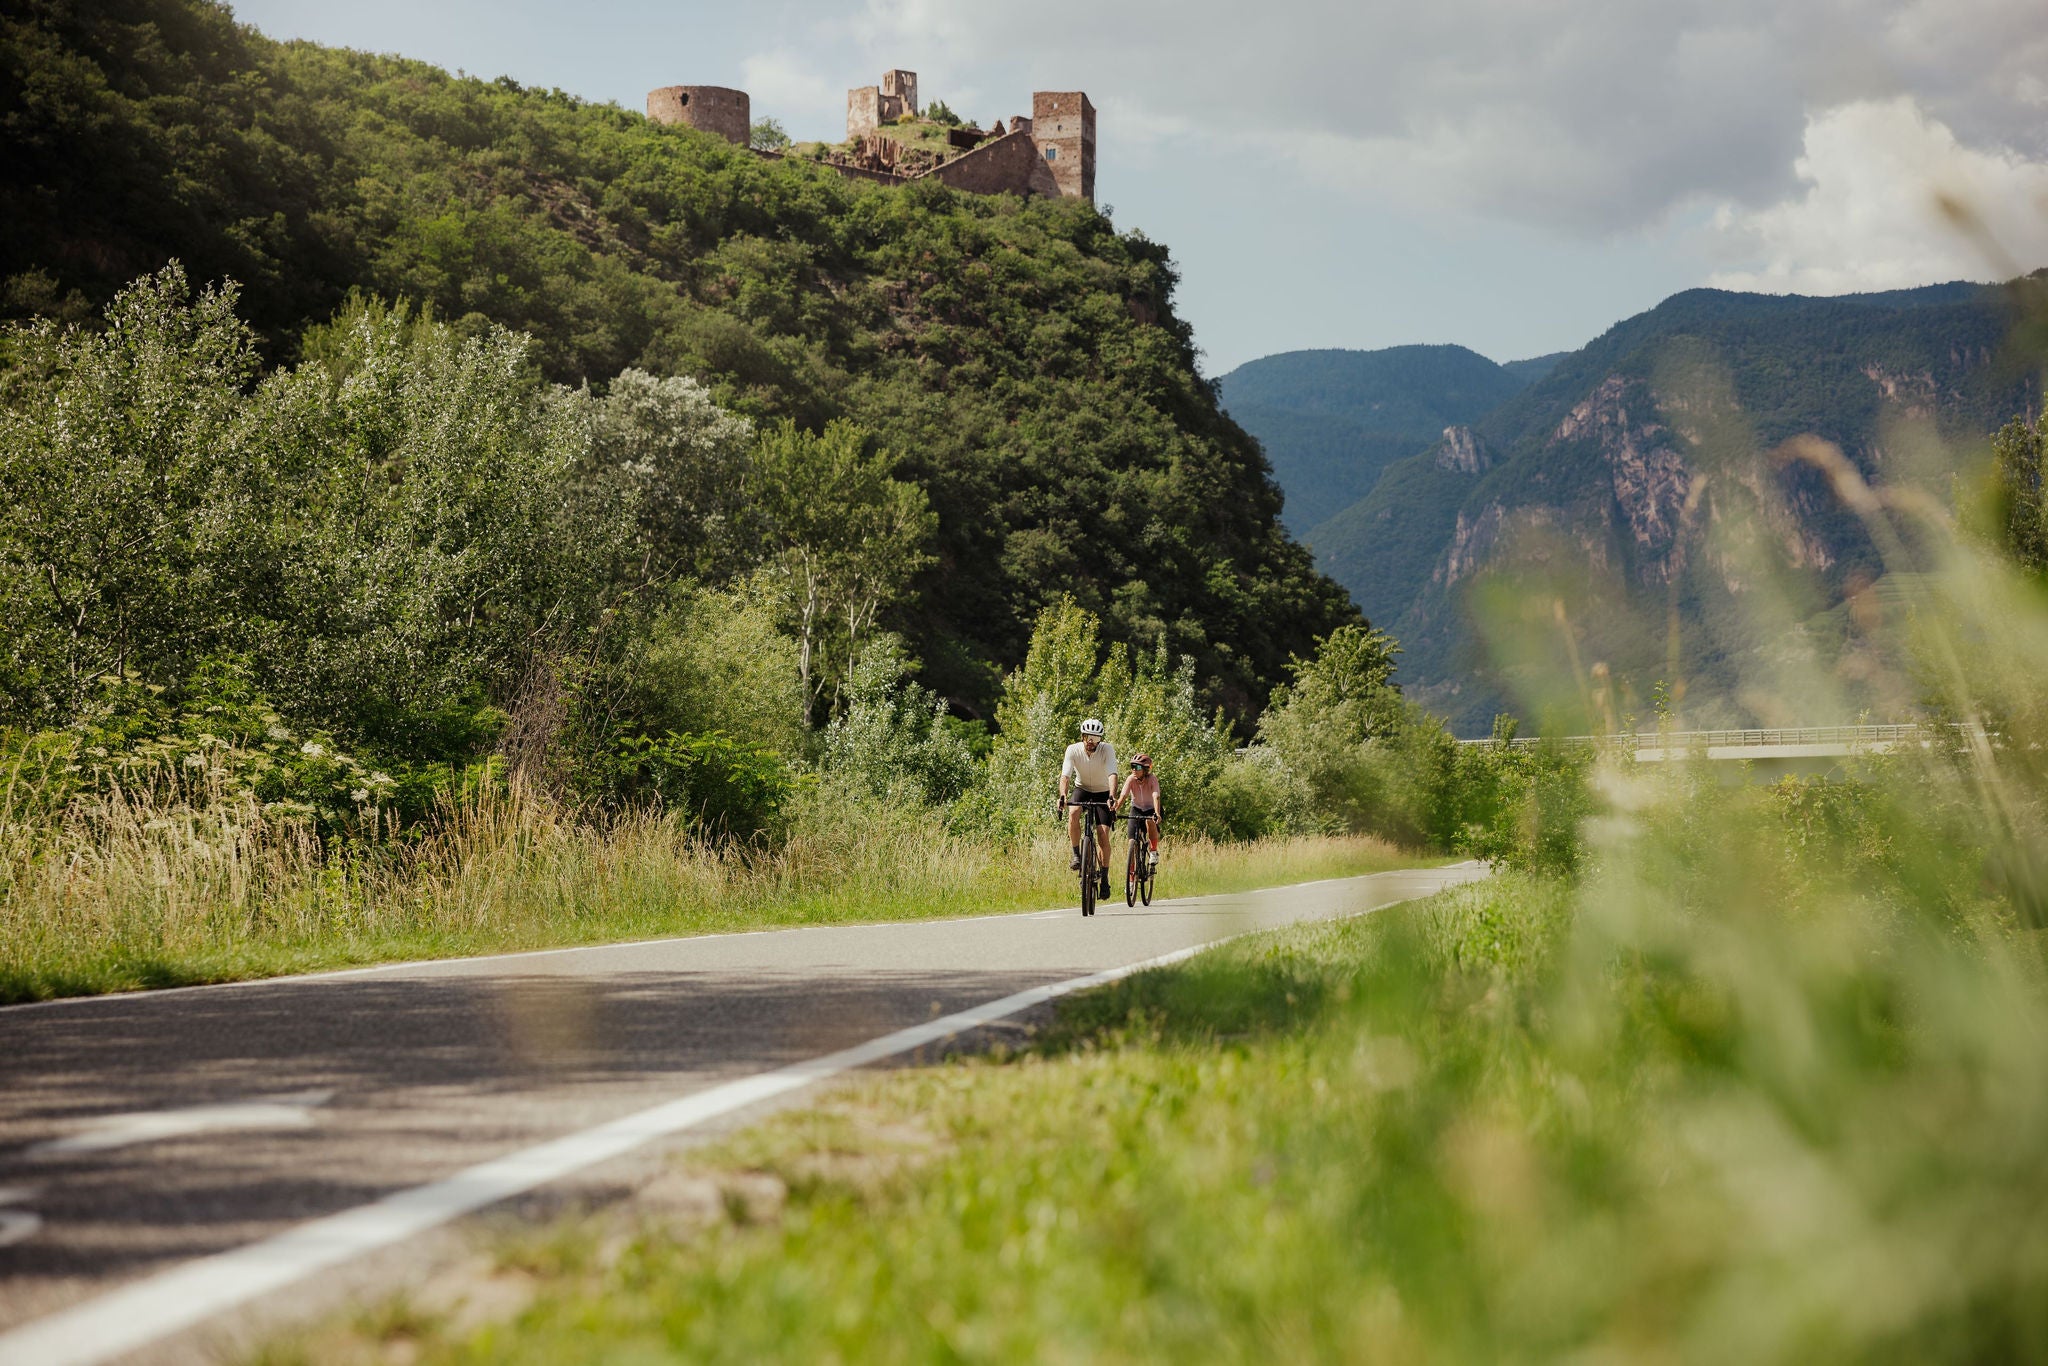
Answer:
[
  {"left": 818, "top": 0, "right": 2048, "bottom": 239},
  {"left": 1705, "top": 97, "right": 2048, "bottom": 294}
]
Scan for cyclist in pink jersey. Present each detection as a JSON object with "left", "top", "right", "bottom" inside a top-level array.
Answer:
[{"left": 1116, "top": 752, "right": 1163, "bottom": 864}]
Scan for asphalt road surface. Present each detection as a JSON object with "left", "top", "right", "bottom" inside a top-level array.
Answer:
[{"left": 0, "top": 862, "right": 1484, "bottom": 1363}]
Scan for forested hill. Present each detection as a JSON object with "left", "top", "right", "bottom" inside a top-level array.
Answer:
[
  {"left": 1216, "top": 345, "right": 1537, "bottom": 532},
  {"left": 0, "top": 0, "right": 1355, "bottom": 720},
  {"left": 1305, "top": 279, "right": 2047, "bottom": 733}
]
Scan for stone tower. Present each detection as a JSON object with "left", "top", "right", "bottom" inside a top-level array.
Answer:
[
  {"left": 646, "top": 86, "right": 751, "bottom": 146},
  {"left": 881, "top": 69, "right": 918, "bottom": 117},
  {"left": 1030, "top": 91, "right": 1095, "bottom": 201},
  {"left": 847, "top": 68, "right": 920, "bottom": 139}
]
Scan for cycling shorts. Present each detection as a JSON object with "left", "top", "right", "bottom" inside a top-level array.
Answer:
[
  {"left": 1071, "top": 789, "right": 1113, "bottom": 825},
  {"left": 1126, "top": 804, "right": 1158, "bottom": 839}
]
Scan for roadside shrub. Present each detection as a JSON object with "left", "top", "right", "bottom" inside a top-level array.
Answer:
[
  {"left": 820, "top": 649, "right": 978, "bottom": 808},
  {"left": 0, "top": 660, "right": 491, "bottom": 838},
  {"left": 584, "top": 730, "right": 798, "bottom": 838},
  {"left": 1455, "top": 736, "right": 1596, "bottom": 877}
]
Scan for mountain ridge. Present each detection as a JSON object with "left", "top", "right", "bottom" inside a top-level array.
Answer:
[{"left": 1244, "top": 278, "right": 2045, "bottom": 732}]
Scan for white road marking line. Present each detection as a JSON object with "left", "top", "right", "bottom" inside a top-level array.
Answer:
[
  {"left": 0, "top": 866, "right": 1484, "bottom": 1366},
  {"left": 28, "top": 1091, "right": 334, "bottom": 1158},
  {"left": 0, "top": 1212, "right": 39, "bottom": 1249}
]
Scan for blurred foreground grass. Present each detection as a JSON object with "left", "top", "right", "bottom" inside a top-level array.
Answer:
[
  {"left": 268, "top": 819, "right": 2048, "bottom": 1363},
  {"left": 0, "top": 793, "right": 1421, "bottom": 1002}
]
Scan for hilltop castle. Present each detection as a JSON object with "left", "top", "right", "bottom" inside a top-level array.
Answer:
[{"left": 646, "top": 69, "right": 1095, "bottom": 204}]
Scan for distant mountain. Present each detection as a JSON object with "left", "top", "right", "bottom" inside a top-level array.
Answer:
[
  {"left": 1306, "top": 279, "right": 2046, "bottom": 733},
  {"left": 1500, "top": 351, "right": 1569, "bottom": 386},
  {"left": 1217, "top": 345, "right": 1537, "bottom": 532}
]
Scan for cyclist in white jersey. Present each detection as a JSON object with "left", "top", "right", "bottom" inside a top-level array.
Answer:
[{"left": 1059, "top": 717, "right": 1119, "bottom": 898}]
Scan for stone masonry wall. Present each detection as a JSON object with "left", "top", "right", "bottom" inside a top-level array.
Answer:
[
  {"left": 925, "top": 130, "right": 1063, "bottom": 198},
  {"left": 647, "top": 86, "right": 751, "bottom": 145}
]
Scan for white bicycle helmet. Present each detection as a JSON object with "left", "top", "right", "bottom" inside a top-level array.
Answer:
[{"left": 1079, "top": 717, "right": 1105, "bottom": 737}]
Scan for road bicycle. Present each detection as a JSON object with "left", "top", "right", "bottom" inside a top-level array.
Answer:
[
  {"left": 1125, "top": 816, "right": 1158, "bottom": 906},
  {"left": 1062, "top": 796, "right": 1114, "bottom": 917}
]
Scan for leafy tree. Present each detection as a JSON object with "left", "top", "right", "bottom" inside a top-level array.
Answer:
[
  {"left": 584, "top": 368, "right": 755, "bottom": 586},
  {"left": 751, "top": 419, "right": 935, "bottom": 718},
  {"left": 1991, "top": 406, "right": 2048, "bottom": 575},
  {"left": 1258, "top": 625, "right": 1410, "bottom": 833},
  {"left": 749, "top": 117, "right": 791, "bottom": 151},
  {"left": 246, "top": 299, "right": 631, "bottom": 753},
  {"left": 612, "top": 582, "right": 806, "bottom": 760},
  {"left": 923, "top": 100, "right": 961, "bottom": 128},
  {"left": 0, "top": 265, "right": 257, "bottom": 721}
]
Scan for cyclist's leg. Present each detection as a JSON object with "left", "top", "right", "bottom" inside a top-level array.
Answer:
[{"left": 1067, "top": 800, "right": 1083, "bottom": 865}]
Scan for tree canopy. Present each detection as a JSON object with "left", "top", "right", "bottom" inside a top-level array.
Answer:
[{"left": 0, "top": 0, "right": 1358, "bottom": 722}]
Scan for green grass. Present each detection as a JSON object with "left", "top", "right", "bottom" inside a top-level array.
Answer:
[
  {"left": 261, "top": 814, "right": 2048, "bottom": 1364},
  {"left": 0, "top": 784, "right": 1430, "bottom": 1003}
]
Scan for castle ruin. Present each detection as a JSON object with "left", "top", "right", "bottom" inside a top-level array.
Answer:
[
  {"left": 846, "top": 69, "right": 920, "bottom": 139},
  {"left": 646, "top": 68, "right": 1094, "bottom": 204},
  {"left": 644, "top": 85, "right": 751, "bottom": 146}
]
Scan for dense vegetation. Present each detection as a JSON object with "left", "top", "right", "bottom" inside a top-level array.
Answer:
[
  {"left": 0, "top": 269, "right": 1553, "bottom": 999},
  {"left": 0, "top": 0, "right": 1354, "bottom": 721},
  {"left": 1217, "top": 344, "right": 1538, "bottom": 532},
  {"left": 1302, "top": 279, "right": 2048, "bottom": 731}
]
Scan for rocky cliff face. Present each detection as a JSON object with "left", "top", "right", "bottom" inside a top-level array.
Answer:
[
  {"left": 1434, "top": 425, "right": 1490, "bottom": 474},
  {"left": 1300, "top": 279, "right": 2046, "bottom": 733}
]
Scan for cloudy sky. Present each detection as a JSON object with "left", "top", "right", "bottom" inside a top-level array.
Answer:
[{"left": 231, "top": 0, "right": 2048, "bottom": 374}]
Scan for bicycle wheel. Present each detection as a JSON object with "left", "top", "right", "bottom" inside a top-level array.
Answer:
[
  {"left": 1079, "top": 813, "right": 1097, "bottom": 917},
  {"left": 1140, "top": 852, "right": 1155, "bottom": 906},
  {"left": 1125, "top": 837, "right": 1139, "bottom": 906}
]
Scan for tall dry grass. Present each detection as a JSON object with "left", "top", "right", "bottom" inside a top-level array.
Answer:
[{"left": 0, "top": 767, "right": 1417, "bottom": 1002}]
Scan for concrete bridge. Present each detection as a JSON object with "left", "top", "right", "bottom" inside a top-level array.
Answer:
[{"left": 1462, "top": 724, "right": 1966, "bottom": 782}]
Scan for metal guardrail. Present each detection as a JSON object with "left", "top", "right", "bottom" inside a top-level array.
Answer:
[{"left": 1459, "top": 723, "right": 1963, "bottom": 751}]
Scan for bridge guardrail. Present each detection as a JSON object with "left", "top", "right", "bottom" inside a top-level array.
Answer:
[{"left": 1458, "top": 723, "right": 1981, "bottom": 751}]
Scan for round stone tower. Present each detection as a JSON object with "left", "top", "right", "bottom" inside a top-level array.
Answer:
[{"left": 646, "top": 86, "right": 751, "bottom": 146}]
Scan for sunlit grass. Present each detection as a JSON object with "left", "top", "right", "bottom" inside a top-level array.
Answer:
[{"left": 0, "top": 780, "right": 1425, "bottom": 1003}]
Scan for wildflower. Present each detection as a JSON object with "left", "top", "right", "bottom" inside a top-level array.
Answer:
[
  {"left": 86, "top": 745, "right": 108, "bottom": 757},
  {"left": 183, "top": 755, "right": 206, "bottom": 769},
  {"left": 368, "top": 771, "right": 394, "bottom": 788},
  {"left": 266, "top": 726, "right": 290, "bottom": 741},
  {"left": 300, "top": 741, "right": 326, "bottom": 758},
  {"left": 351, "top": 788, "right": 370, "bottom": 803}
]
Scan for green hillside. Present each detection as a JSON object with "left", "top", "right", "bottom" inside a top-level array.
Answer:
[
  {"left": 0, "top": 0, "right": 1354, "bottom": 722},
  {"left": 1308, "top": 281, "right": 2047, "bottom": 732},
  {"left": 1216, "top": 345, "right": 1531, "bottom": 532}
]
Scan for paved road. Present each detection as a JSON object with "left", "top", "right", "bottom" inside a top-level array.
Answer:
[{"left": 0, "top": 863, "right": 1483, "bottom": 1360}]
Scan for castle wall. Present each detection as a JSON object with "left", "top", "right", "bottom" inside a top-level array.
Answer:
[
  {"left": 924, "top": 130, "right": 1063, "bottom": 199},
  {"left": 847, "top": 85, "right": 881, "bottom": 139},
  {"left": 1030, "top": 91, "right": 1095, "bottom": 201},
  {"left": 646, "top": 85, "right": 751, "bottom": 146}
]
